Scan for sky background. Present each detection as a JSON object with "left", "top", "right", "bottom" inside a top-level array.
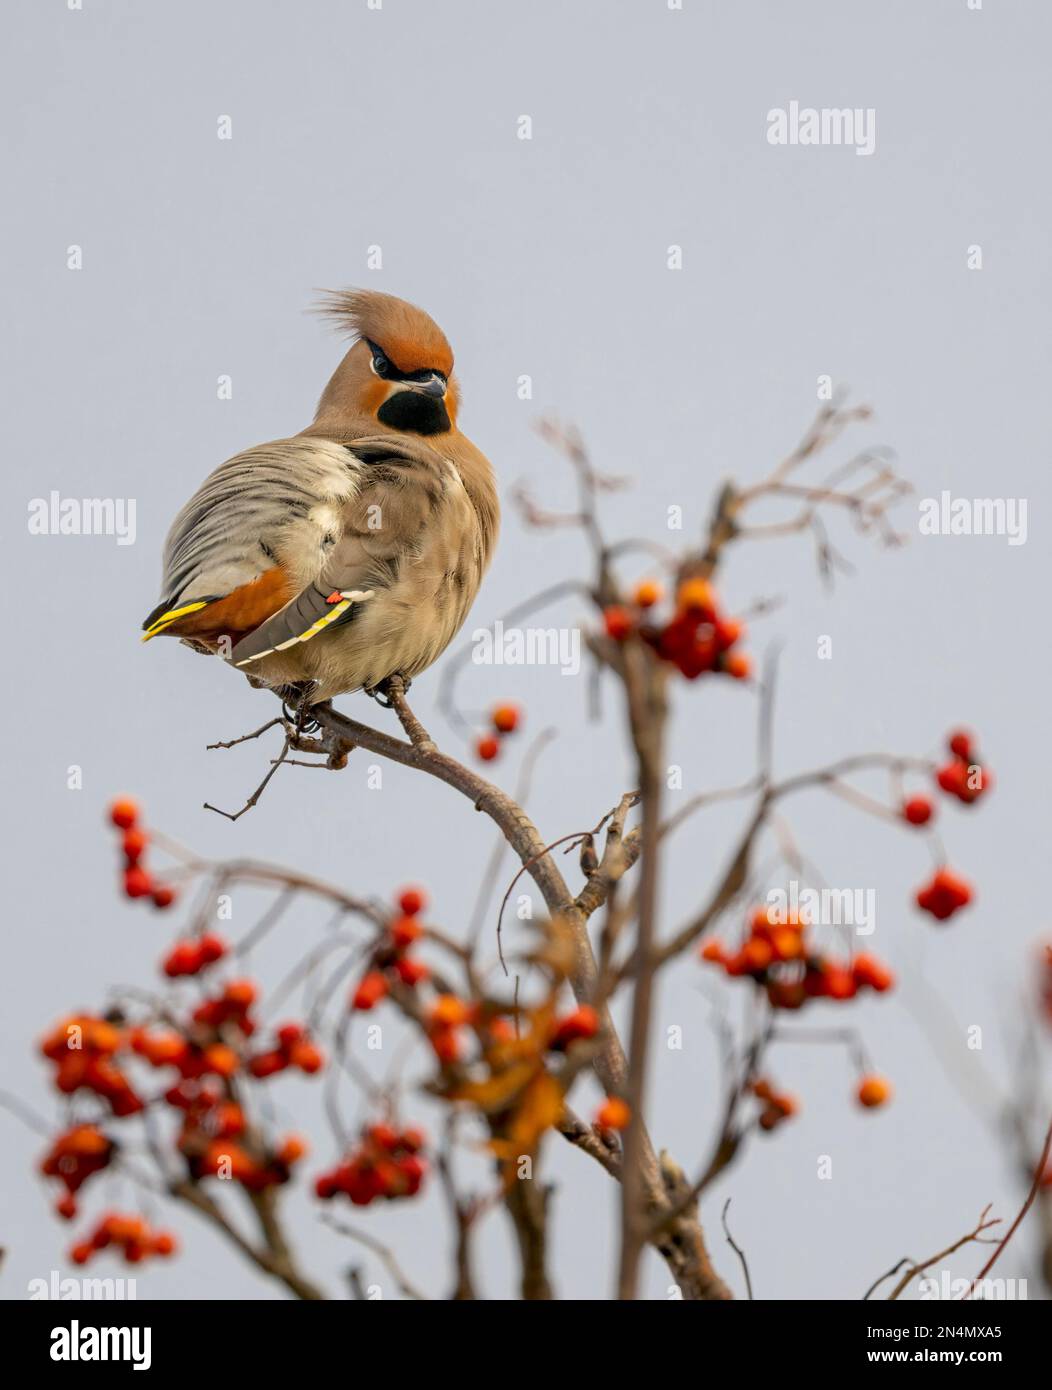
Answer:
[{"left": 2, "top": 0, "right": 1050, "bottom": 1300}]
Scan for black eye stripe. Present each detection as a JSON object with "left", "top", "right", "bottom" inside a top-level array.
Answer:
[{"left": 365, "top": 339, "right": 445, "bottom": 385}]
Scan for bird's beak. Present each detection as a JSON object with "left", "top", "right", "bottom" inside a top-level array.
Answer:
[{"left": 405, "top": 373, "right": 446, "bottom": 399}]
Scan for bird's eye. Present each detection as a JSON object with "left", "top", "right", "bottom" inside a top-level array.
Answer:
[{"left": 366, "top": 341, "right": 391, "bottom": 377}]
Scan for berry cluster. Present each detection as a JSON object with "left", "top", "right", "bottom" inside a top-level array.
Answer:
[
  {"left": 604, "top": 579, "right": 751, "bottom": 682},
  {"left": 108, "top": 799, "right": 177, "bottom": 909},
  {"left": 39, "top": 1125, "right": 115, "bottom": 1217},
  {"left": 130, "top": 1025, "right": 240, "bottom": 1081},
  {"left": 39, "top": 1015, "right": 144, "bottom": 1116},
  {"left": 936, "top": 729, "right": 992, "bottom": 806},
  {"left": 350, "top": 887, "right": 432, "bottom": 1011},
  {"left": 191, "top": 979, "right": 258, "bottom": 1035},
  {"left": 475, "top": 703, "right": 522, "bottom": 763},
  {"left": 701, "top": 906, "right": 894, "bottom": 1010},
  {"left": 751, "top": 1078, "right": 799, "bottom": 1132},
  {"left": 70, "top": 1213, "right": 177, "bottom": 1267},
  {"left": 248, "top": 1024, "right": 325, "bottom": 1078},
  {"left": 314, "top": 1123, "right": 427, "bottom": 1206},
  {"left": 162, "top": 934, "right": 228, "bottom": 978},
  {"left": 915, "top": 868, "right": 973, "bottom": 922}
]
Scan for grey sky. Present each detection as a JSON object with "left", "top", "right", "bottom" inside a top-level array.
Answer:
[{"left": 3, "top": 0, "right": 1049, "bottom": 1300}]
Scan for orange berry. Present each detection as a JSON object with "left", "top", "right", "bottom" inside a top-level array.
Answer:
[
  {"left": 476, "top": 734, "right": 500, "bottom": 762},
  {"left": 109, "top": 798, "right": 139, "bottom": 830},
  {"left": 203, "top": 1043, "right": 239, "bottom": 1078},
  {"left": 289, "top": 1040, "right": 324, "bottom": 1074},
  {"left": 151, "top": 884, "right": 177, "bottom": 910},
  {"left": 857, "top": 1075, "right": 892, "bottom": 1109},
  {"left": 723, "top": 651, "right": 752, "bottom": 680},
  {"left": 677, "top": 579, "right": 714, "bottom": 615},
  {"left": 390, "top": 915, "right": 423, "bottom": 950},
  {"left": 742, "top": 938, "right": 773, "bottom": 972},
  {"left": 430, "top": 995, "right": 472, "bottom": 1028},
  {"left": 700, "top": 939, "right": 726, "bottom": 963},
  {"left": 223, "top": 980, "right": 257, "bottom": 1010},
  {"left": 596, "top": 1097, "right": 631, "bottom": 1132},
  {"left": 277, "top": 1134, "right": 308, "bottom": 1165},
  {"left": 770, "top": 928, "right": 803, "bottom": 961},
  {"left": 633, "top": 579, "right": 663, "bottom": 609},
  {"left": 491, "top": 704, "right": 521, "bottom": 734},
  {"left": 70, "top": 1241, "right": 94, "bottom": 1265}
]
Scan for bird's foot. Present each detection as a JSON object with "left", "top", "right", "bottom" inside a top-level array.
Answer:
[
  {"left": 365, "top": 673, "right": 412, "bottom": 709},
  {"left": 275, "top": 681, "right": 323, "bottom": 734}
]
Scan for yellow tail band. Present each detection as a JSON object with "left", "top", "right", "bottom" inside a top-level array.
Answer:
[{"left": 141, "top": 600, "right": 209, "bottom": 642}]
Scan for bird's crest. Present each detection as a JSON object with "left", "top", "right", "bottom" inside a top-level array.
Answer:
[{"left": 315, "top": 289, "right": 454, "bottom": 377}]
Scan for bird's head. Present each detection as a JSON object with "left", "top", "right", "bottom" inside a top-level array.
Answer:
[{"left": 313, "top": 289, "right": 459, "bottom": 436}]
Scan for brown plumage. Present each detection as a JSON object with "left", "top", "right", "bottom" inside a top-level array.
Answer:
[{"left": 143, "top": 291, "right": 499, "bottom": 704}]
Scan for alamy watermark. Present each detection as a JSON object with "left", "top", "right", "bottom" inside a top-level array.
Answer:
[
  {"left": 767, "top": 880, "right": 876, "bottom": 935},
  {"left": 767, "top": 101, "right": 876, "bottom": 157},
  {"left": 28, "top": 492, "right": 136, "bottom": 545},
  {"left": 471, "top": 621, "right": 581, "bottom": 676},
  {"left": 918, "top": 491, "right": 1027, "bottom": 545}
]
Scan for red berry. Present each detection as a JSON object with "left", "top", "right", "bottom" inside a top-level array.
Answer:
[
  {"left": 948, "top": 729, "right": 973, "bottom": 760},
  {"left": 394, "top": 956, "right": 430, "bottom": 986},
  {"left": 56, "top": 1193, "right": 77, "bottom": 1221},
  {"left": 163, "top": 941, "right": 202, "bottom": 978},
  {"left": 476, "top": 735, "right": 500, "bottom": 762},
  {"left": 352, "top": 971, "right": 389, "bottom": 1012},
  {"left": 151, "top": 884, "right": 176, "bottom": 910},
  {"left": 390, "top": 915, "right": 423, "bottom": 950},
  {"left": 397, "top": 887, "right": 427, "bottom": 917},
  {"left": 109, "top": 798, "right": 139, "bottom": 830},
  {"left": 248, "top": 1050, "right": 286, "bottom": 1079},
  {"left": 122, "top": 828, "right": 148, "bottom": 863},
  {"left": 903, "top": 795, "right": 934, "bottom": 826},
  {"left": 123, "top": 866, "right": 153, "bottom": 899},
  {"left": 276, "top": 1023, "right": 303, "bottom": 1050},
  {"left": 551, "top": 1005, "right": 600, "bottom": 1050},
  {"left": 603, "top": 606, "right": 633, "bottom": 641},
  {"left": 197, "top": 933, "right": 227, "bottom": 964}
]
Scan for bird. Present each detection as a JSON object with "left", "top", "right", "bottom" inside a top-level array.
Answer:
[{"left": 141, "top": 290, "right": 500, "bottom": 708}]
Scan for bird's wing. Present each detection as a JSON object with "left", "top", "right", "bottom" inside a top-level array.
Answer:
[
  {"left": 141, "top": 438, "right": 360, "bottom": 640},
  {"left": 229, "top": 435, "right": 452, "bottom": 669}
]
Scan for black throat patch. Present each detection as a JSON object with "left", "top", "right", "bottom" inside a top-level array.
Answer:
[{"left": 377, "top": 392, "right": 451, "bottom": 436}]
